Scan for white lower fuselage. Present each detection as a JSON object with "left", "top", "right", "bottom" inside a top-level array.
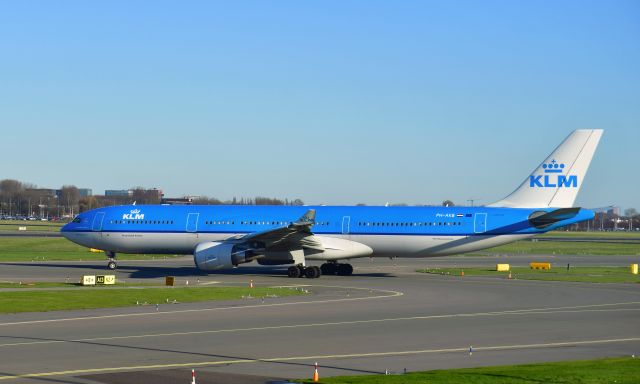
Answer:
[{"left": 64, "top": 230, "right": 533, "bottom": 260}]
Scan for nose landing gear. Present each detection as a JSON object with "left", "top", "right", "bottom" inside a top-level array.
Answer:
[{"left": 105, "top": 251, "right": 117, "bottom": 270}]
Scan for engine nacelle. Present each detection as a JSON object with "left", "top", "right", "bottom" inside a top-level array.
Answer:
[{"left": 193, "top": 242, "right": 253, "bottom": 271}]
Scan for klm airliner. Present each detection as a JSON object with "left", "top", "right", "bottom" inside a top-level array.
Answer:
[{"left": 62, "top": 130, "right": 603, "bottom": 278}]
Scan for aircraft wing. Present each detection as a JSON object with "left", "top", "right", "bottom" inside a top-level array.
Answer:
[{"left": 228, "top": 209, "right": 324, "bottom": 252}]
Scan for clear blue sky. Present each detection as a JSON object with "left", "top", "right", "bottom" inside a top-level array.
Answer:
[{"left": 0, "top": 1, "right": 638, "bottom": 209}]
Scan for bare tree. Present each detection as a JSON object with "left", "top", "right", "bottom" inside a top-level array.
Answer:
[
  {"left": 625, "top": 208, "right": 638, "bottom": 231},
  {"left": 0, "top": 179, "right": 24, "bottom": 215},
  {"left": 131, "top": 187, "right": 162, "bottom": 205},
  {"left": 59, "top": 185, "right": 80, "bottom": 217}
]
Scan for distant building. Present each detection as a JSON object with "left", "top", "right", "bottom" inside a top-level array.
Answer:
[
  {"left": 105, "top": 189, "right": 133, "bottom": 197},
  {"left": 161, "top": 197, "right": 194, "bottom": 205},
  {"left": 26, "top": 188, "right": 91, "bottom": 198},
  {"left": 144, "top": 188, "right": 163, "bottom": 201},
  {"left": 78, "top": 188, "right": 92, "bottom": 197},
  {"left": 607, "top": 207, "right": 621, "bottom": 218}
]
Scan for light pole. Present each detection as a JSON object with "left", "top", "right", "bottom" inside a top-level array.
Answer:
[{"left": 467, "top": 198, "right": 481, "bottom": 207}]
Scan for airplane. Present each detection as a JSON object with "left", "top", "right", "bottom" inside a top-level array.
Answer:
[{"left": 62, "top": 129, "right": 603, "bottom": 278}]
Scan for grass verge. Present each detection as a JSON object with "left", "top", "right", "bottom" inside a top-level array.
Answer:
[
  {"left": 2, "top": 232, "right": 639, "bottom": 262},
  {"left": 483, "top": 240, "right": 640, "bottom": 255},
  {"left": 0, "top": 281, "right": 157, "bottom": 289},
  {"left": 419, "top": 266, "right": 640, "bottom": 283},
  {"left": 0, "top": 237, "right": 179, "bottom": 261},
  {"left": 0, "top": 286, "right": 303, "bottom": 313},
  {"left": 0, "top": 221, "right": 64, "bottom": 232},
  {"left": 297, "top": 357, "right": 640, "bottom": 384},
  {"left": 540, "top": 230, "right": 640, "bottom": 239}
]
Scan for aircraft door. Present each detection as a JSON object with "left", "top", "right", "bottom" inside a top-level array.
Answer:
[
  {"left": 186, "top": 213, "right": 199, "bottom": 233},
  {"left": 474, "top": 213, "right": 487, "bottom": 233},
  {"left": 342, "top": 216, "right": 351, "bottom": 235},
  {"left": 91, "top": 212, "right": 105, "bottom": 232}
]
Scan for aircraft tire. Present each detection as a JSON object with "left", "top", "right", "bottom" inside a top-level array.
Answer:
[
  {"left": 337, "top": 263, "right": 353, "bottom": 276},
  {"left": 321, "top": 263, "right": 337, "bottom": 275},
  {"left": 305, "top": 266, "right": 321, "bottom": 279},
  {"left": 107, "top": 261, "right": 117, "bottom": 270},
  {"left": 287, "top": 266, "right": 301, "bottom": 278}
]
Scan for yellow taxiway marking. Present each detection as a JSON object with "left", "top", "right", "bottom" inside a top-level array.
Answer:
[
  {"left": 1, "top": 302, "right": 638, "bottom": 348},
  {"left": 0, "top": 285, "right": 403, "bottom": 327},
  {"left": 0, "top": 337, "right": 638, "bottom": 381}
]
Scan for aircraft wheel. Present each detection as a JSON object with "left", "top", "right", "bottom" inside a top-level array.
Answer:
[
  {"left": 321, "top": 263, "right": 337, "bottom": 275},
  {"left": 297, "top": 265, "right": 306, "bottom": 278},
  {"left": 337, "top": 263, "right": 353, "bottom": 276},
  {"left": 107, "top": 261, "right": 117, "bottom": 270},
  {"left": 305, "top": 266, "right": 321, "bottom": 279},
  {"left": 287, "top": 266, "right": 301, "bottom": 278}
]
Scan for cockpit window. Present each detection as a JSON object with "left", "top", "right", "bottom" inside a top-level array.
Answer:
[{"left": 72, "top": 217, "right": 82, "bottom": 223}]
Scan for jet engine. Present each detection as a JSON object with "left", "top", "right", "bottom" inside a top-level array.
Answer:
[{"left": 193, "top": 241, "right": 255, "bottom": 271}]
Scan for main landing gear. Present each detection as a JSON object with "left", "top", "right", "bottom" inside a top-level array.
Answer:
[
  {"left": 321, "top": 262, "right": 353, "bottom": 276},
  {"left": 287, "top": 265, "right": 321, "bottom": 279},
  {"left": 286, "top": 262, "right": 354, "bottom": 278},
  {"left": 106, "top": 251, "right": 117, "bottom": 270}
]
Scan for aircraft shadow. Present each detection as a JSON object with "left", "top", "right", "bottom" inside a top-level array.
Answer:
[{"left": 2, "top": 262, "right": 395, "bottom": 279}]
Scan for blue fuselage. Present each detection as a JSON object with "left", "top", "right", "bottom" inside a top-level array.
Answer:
[{"left": 61, "top": 204, "right": 594, "bottom": 259}]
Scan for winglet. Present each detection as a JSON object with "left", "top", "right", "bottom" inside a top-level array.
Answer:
[{"left": 293, "top": 209, "right": 316, "bottom": 226}]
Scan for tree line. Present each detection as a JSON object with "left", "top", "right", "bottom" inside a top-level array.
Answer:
[
  {"left": 0, "top": 179, "right": 304, "bottom": 218},
  {"left": 0, "top": 179, "right": 83, "bottom": 218}
]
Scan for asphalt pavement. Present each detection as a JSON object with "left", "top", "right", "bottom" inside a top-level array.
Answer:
[{"left": 0, "top": 254, "right": 638, "bottom": 383}]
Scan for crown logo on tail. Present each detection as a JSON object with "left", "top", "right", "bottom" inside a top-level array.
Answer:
[{"left": 542, "top": 159, "right": 565, "bottom": 173}]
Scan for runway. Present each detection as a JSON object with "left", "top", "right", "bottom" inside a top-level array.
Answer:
[{"left": 0, "top": 255, "right": 639, "bottom": 383}]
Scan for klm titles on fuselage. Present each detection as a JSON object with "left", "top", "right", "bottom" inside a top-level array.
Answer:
[
  {"left": 529, "top": 160, "right": 578, "bottom": 188},
  {"left": 122, "top": 209, "right": 145, "bottom": 220}
]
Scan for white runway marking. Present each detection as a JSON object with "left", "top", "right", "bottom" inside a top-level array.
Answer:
[
  {"left": 0, "top": 337, "right": 638, "bottom": 381},
  {"left": 1, "top": 302, "right": 638, "bottom": 348}
]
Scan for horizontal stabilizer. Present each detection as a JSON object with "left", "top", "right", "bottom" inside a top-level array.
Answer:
[{"left": 528, "top": 207, "right": 581, "bottom": 228}]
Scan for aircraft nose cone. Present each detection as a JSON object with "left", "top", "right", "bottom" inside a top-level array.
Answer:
[{"left": 60, "top": 223, "right": 71, "bottom": 239}]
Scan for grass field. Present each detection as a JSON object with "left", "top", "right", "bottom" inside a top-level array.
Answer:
[
  {"left": 539, "top": 231, "right": 640, "bottom": 239},
  {"left": 0, "top": 220, "right": 65, "bottom": 232},
  {"left": 0, "top": 231, "right": 638, "bottom": 262},
  {"left": 0, "top": 237, "right": 179, "bottom": 261},
  {"left": 297, "top": 357, "right": 640, "bottom": 384},
  {"left": 482, "top": 240, "right": 640, "bottom": 255},
  {"left": 0, "top": 281, "right": 157, "bottom": 288},
  {"left": 419, "top": 266, "right": 640, "bottom": 283},
  {"left": 0, "top": 286, "right": 303, "bottom": 313},
  {"left": 481, "top": 230, "right": 640, "bottom": 256}
]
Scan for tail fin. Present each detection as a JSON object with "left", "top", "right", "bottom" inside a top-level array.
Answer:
[{"left": 490, "top": 129, "right": 603, "bottom": 208}]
